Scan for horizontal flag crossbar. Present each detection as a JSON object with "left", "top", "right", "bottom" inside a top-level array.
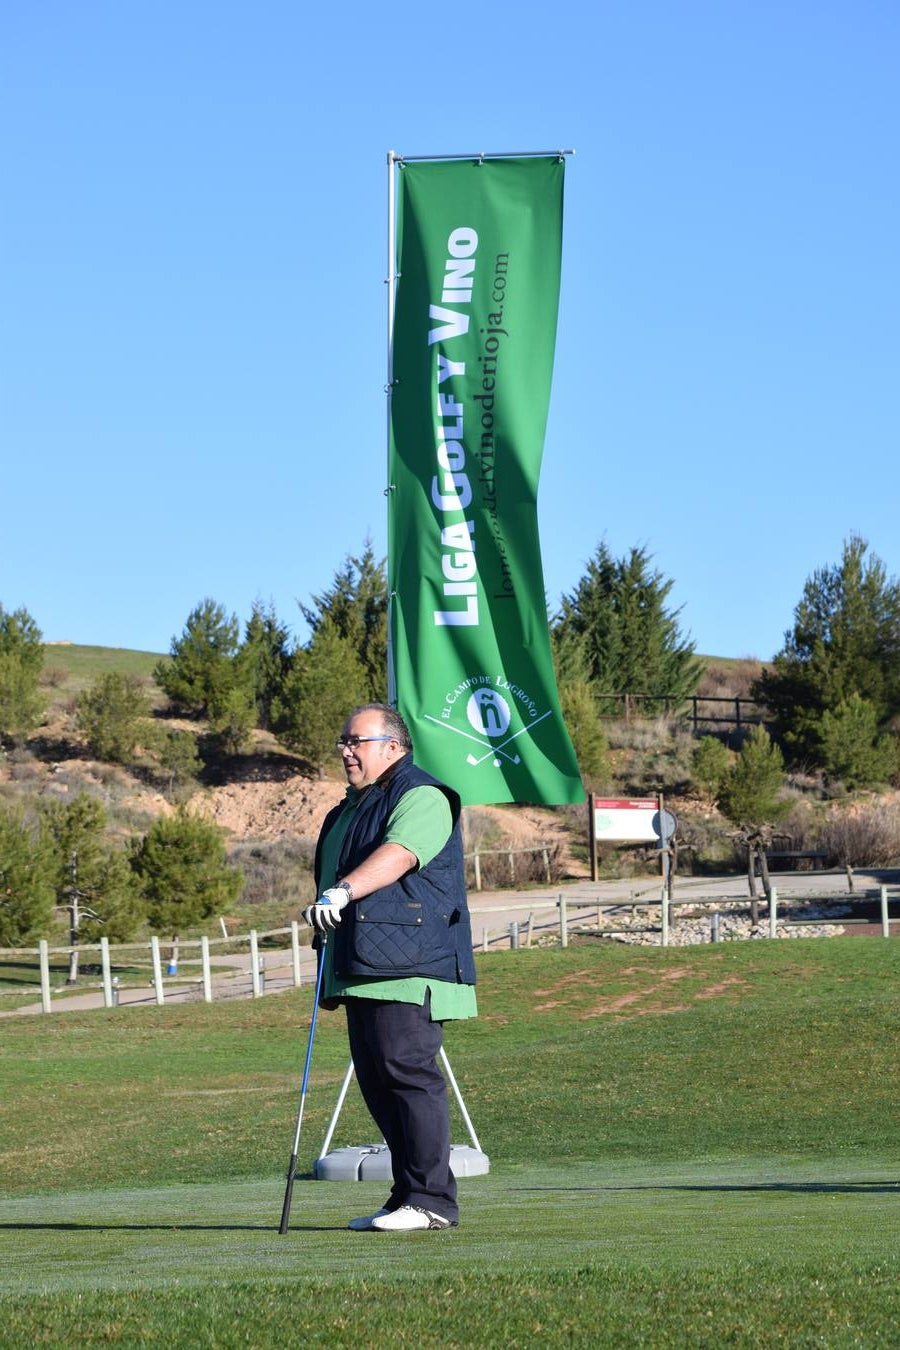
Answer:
[{"left": 390, "top": 149, "right": 575, "bottom": 163}]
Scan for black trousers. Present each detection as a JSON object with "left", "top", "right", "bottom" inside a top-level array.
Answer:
[{"left": 345, "top": 994, "right": 457, "bottom": 1223}]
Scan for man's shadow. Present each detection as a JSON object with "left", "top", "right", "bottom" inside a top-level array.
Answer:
[{"left": 519, "top": 1180, "right": 898, "bottom": 1195}]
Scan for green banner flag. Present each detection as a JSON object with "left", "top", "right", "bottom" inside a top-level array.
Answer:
[{"left": 388, "top": 155, "right": 584, "bottom": 805}]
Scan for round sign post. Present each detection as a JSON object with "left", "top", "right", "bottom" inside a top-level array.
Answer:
[{"left": 653, "top": 795, "right": 678, "bottom": 940}]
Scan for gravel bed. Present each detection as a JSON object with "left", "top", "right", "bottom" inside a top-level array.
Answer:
[{"left": 557, "top": 901, "right": 851, "bottom": 947}]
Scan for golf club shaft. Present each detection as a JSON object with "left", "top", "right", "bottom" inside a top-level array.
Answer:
[{"left": 278, "top": 934, "right": 327, "bottom": 1234}]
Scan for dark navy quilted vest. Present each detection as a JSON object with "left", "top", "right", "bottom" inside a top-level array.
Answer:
[{"left": 315, "top": 756, "right": 476, "bottom": 984}]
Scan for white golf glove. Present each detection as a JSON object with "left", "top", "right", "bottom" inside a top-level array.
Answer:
[{"left": 303, "top": 884, "right": 353, "bottom": 933}]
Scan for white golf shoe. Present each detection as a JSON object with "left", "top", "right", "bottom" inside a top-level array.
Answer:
[
  {"left": 371, "top": 1205, "right": 455, "bottom": 1232},
  {"left": 347, "top": 1207, "right": 392, "bottom": 1231}
]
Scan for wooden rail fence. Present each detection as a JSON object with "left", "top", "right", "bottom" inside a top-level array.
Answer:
[{"left": 599, "top": 693, "right": 765, "bottom": 731}]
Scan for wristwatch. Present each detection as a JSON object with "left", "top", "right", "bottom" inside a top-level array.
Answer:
[{"left": 334, "top": 880, "right": 354, "bottom": 901}]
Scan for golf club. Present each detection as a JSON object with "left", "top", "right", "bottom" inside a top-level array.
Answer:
[
  {"left": 466, "top": 709, "right": 553, "bottom": 767},
  {"left": 424, "top": 714, "right": 521, "bottom": 765},
  {"left": 278, "top": 933, "right": 328, "bottom": 1234}
]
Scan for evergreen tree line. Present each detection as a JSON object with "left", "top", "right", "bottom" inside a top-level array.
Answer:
[
  {"left": 148, "top": 543, "right": 389, "bottom": 777},
  {"left": 0, "top": 794, "right": 242, "bottom": 948},
  {"left": 3, "top": 532, "right": 900, "bottom": 806}
]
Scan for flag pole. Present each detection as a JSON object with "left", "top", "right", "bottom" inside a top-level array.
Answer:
[{"left": 386, "top": 150, "right": 398, "bottom": 705}]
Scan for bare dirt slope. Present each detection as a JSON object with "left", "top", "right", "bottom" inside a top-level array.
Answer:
[
  {"left": 469, "top": 803, "right": 589, "bottom": 877},
  {"left": 189, "top": 770, "right": 588, "bottom": 874},
  {"left": 7, "top": 713, "right": 586, "bottom": 871},
  {"left": 189, "top": 774, "right": 346, "bottom": 844}
]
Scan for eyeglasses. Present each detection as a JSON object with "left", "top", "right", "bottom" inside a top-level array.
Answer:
[{"left": 335, "top": 735, "right": 393, "bottom": 752}]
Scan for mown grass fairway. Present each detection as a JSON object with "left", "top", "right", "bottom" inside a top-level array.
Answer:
[{"left": 1, "top": 940, "right": 897, "bottom": 1346}]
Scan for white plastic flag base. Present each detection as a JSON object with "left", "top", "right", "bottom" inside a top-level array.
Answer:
[
  {"left": 312, "top": 1049, "right": 488, "bottom": 1182},
  {"left": 314, "top": 1142, "right": 489, "bottom": 1182}
]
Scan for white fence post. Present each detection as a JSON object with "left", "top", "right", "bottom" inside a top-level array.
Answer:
[
  {"left": 291, "top": 921, "right": 302, "bottom": 986},
  {"left": 100, "top": 937, "right": 113, "bottom": 1008},
  {"left": 250, "top": 930, "right": 261, "bottom": 997},
  {"left": 201, "top": 935, "right": 212, "bottom": 1002},
  {"left": 473, "top": 853, "right": 482, "bottom": 892},
  {"left": 39, "top": 939, "right": 52, "bottom": 1014},
  {"left": 769, "top": 886, "right": 778, "bottom": 939},
  {"left": 881, "top": 886, "right": 890, "bottom": 938},
  {"left": 661, "top": 890, "right": 669, "bottom": 947},
  {"left": 150, "top": 936, "right": 165, "bottom": 1005},
  {"left": 559, "top": 894, "right": 568, "bottom": 948}
]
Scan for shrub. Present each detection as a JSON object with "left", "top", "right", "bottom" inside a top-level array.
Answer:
[
  {"left": 559, "top": 679, "right": 610, "bottom": 782},
  {"left": 76, "top": 673, "right": 151, "bottom": 764},
  {"left": 690, "top": 736, "right": 732, "bottom": 803},
  {"left": 719, "top": 726, "right": 789, "bottom": 826},
  {"left": 228, "top": 839, "right": 315, "bottom": 915},
  {"left": 465, "top": 842, "right": 563, "bottom": 890},
  {"left": 152, "top": 728, "right": 202, "bottom": 798},
  {"left": 131, "top": 808, "right": 244, "bottom": 932},
  {"left": 815, "top": 802, "right": 900, "bottom": 867},
  {"left": 818, "top": 693, "right": 897, "bottom": 790}
]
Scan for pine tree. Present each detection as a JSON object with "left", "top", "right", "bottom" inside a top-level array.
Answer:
[
  {"left": 719, "top": 726, "right": 788, "bottom": 827},
  {"left": 0, "top": 805, "right": 55, "bottom": 945},
  {"left": 554, "top": 543, "right": 702, "bottom": 713},
  {"left": 154, "top": 599, "right": 242, "bottom": 716},
  {"left": 302, "top": 542, "right": 388, "bottom": 702},
  {"left": 274, "top": 621, "right": 370, "bottom": 778},
  {"left": 690, "top": 736, "right": 733, "bottom": 805},
  {"left": 131, "top": 808, "right": 244, "bottom": 932},
  {"left": 43, "top": 794, "right": 145, "bottom": 946},
  {"left": 238, "top": 600, "right": 291, "bottom": 730},
  {"left": 754, "top": 536, "right": 900, "bottom": 766},
  {"left": 207, "top": 681, "right": 257, "bottom": 756},
  {"left": 818, "top": 694, "right": 897, "bottom": 790},
  {"left": 76, "top": 672, "right": 152, "bottom": 764},
  {"left": 552, "top": 628, "right": 609, "bottom": 782},
  {"left": 0, "top": 604, "right": 45, "bottom": 747}
]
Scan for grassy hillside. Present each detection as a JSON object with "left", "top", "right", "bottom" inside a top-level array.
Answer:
[
  {"left": 0, "top": 939, "right": 896, "bottom": 1345},
  {"left": 41, "top": 643, "right": 167, "bottom": 706}
]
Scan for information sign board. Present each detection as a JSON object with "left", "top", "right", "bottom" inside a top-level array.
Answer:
[{"left": 592, "top": 798, "right": 659, "bottom": 842}]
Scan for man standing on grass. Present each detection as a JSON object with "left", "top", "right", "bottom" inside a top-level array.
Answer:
[{"left": 304, "top": 702, "right": 477, "bottom": 1232}]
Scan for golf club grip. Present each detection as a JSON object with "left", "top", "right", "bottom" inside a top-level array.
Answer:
[{"left": 278, "top": 1154, "right": 298, "bottom": 1235}]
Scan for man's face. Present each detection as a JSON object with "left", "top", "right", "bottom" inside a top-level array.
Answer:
[{"left": 337, "top": 710, "right": 403, "bottom": 789}]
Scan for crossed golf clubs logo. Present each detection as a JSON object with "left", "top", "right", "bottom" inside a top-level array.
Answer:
[{"left": 425, "top": 686, "right": 551, "bottom": 769}]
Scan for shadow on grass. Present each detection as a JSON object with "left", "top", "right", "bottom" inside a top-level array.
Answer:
[
  {"left": 520, "top": 1181, "right": 899, "bottom": 1194},
  {"left": 0, "top": 1222, "right": 342, "bottom": 1233}
]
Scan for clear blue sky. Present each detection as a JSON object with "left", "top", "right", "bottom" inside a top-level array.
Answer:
[{"left": 3, "top": 1, "right": 898, "bottom": 661}]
